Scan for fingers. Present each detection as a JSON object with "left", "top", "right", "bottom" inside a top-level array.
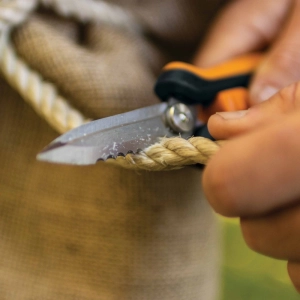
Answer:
[
  {"left": 194, "top": 0, "right": 291, "bottom": 67},
  {"left": 195, "top": 0, "right": 300, "bottom": 106},
  {"left": 288, "top": 261, "right": 300, "bottom": 293},
  {"left": 203, "top": 109, "right": 300, "bottom": 217},
  {"left": 250, "top": 0, "right": 300, "bottom": 104},
  {"left": 208, "top": 82, "right": 300, "bottom": 140},
  {"left": 240, "top": 203, "right": 300, "bottom": 261},
  {"left": 241, "top": 204, "right": 300, "bottom": 294}
]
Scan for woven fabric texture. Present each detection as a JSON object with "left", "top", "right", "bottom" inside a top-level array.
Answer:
[{"left": 0, "top": 1, "right": 224, "bottom": 299}]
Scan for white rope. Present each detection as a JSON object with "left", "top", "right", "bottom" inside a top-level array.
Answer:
[
  {"left": 0, "top": 32, "right": 89, "bottom": 133},
  {"left": 0, "top": 0, "right": 37, "bottom": 31},
  {"left": 0, "top": 0, "right": 140, "bottom": 33},
  {"left": 0, "top": 0, "right": 140, "bottom": 133},
  {"left": 40, "top": 0, "right": 142, "bottom": 34}
]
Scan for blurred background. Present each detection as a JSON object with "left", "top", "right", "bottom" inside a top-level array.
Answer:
[{"left": 221, "top": 217, "right": 299, "bottom": 300}]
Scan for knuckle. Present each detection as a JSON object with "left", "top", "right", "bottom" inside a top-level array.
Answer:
[
  {"left": 287, "top": 262, "right": 300, "bottom": 293},
  {"left": 203, "top": 161, "right": 239, "bottom": 216},
  {"left": 271, "top": 49, "right": 300, "bottom": 80},
  {"left": 240, "top": 219, "right": 267, "bottom": 253},
  {"left": 277, "top": 82, "right": 300, "bottom": 109},
  {"left": 268, "top": 104, "right": 300, "bottom": 150}
]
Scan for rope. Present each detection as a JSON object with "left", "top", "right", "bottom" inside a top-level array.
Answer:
[
  {"left": 0, "top": 0, "right": 221, "bottom": 170},
  {"left": 0, "top": 32, "right": 90, "bottom": 133},
  {"left": 0, "top": 0, "right": 37, "bottom": 31},
  {"left": 40, "top": 0, "right": 142, "bottom": 34},
  {"left": 105, "top": 137, "right": 221, "bottom": 171}
]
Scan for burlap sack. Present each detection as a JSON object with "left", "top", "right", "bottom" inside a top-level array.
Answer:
[{"left": 0, "top": 1, "right": 224, "bottom": 299}]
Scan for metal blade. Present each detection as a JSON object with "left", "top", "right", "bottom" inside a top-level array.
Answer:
[{"left": 37, "top": 102, "right": 187, "bottom": 165}]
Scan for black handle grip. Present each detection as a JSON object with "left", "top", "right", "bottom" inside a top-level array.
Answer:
[
  {"left": 193, "top": 124, "right": 215, "bottom": 140},
  {"left": 154, "top": 70, "right": 251, "bottom": 107}
]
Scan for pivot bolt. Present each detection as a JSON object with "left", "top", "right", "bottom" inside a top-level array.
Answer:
[{"left": 165, "top": 103, "right": 195, "bottom": 133}]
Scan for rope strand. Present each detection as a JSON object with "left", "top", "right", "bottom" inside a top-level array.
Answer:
[
  {"left": 40, "top": 0, "right": 142, "bottom": 34},
  {"left": 105, "top": 137, "right": 221, "bottom": 171},
  {"left": 0, "top": 0, "right": 37, "bottom": 31},
  {"left": 0, "top": 32, "right": 90, "bottom": 133}
]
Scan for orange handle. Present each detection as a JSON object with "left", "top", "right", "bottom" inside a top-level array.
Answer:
[
  {"left": 163, "top": 53, "right": 262, "bottom": 80},
  {"left": 155, "top": 53, "right": 263, "bottom": 121},
  {"left": 198, "top": 87, "right": 249, "bottom": 122},
  {"left": 164, "top": 53, "right": 262, "bottom": 122}
]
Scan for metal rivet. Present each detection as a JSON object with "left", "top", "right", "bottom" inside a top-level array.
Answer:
[{"left": 165, "top": 103, "right": 195, "bottom": 133}]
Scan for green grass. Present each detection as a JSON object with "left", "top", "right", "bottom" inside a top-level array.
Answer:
[{"left": 221, "top": 218, "right": 299, "bottom": 300}]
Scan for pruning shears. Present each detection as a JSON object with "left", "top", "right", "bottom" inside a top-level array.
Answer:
[{"left": 37, "top": 53, "right": 262, "bottom": 165}]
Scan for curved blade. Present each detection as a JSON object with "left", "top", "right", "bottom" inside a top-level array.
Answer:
[{"left": 37, "top": 103, "right": 187, "bottom": 165}]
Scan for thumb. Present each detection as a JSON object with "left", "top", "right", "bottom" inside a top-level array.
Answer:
[
  {"left": 207, "top": 81, "right": 300, "bottom": 140},
  {"left": 194, "top": 0, "right": 291, "bottom": 67},
  {"left": 250, "top": 0, "right": 300, "bottom": 104}
]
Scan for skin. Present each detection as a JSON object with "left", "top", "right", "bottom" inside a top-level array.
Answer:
[
  {"left": 194, "top": 0, "right": 300, "bottom": 292},
  {"left": 203, "top": 83, "right": 300, "bottom": 292},
  {"left": 195, "top": 0, "right": 300, "bottom": 104}
]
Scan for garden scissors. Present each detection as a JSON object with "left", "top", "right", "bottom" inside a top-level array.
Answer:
[{"left": 37, "top": 53, "right": 261, "bottom": 165}]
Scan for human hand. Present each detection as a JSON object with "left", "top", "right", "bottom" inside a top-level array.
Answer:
[
  {"left": 202, "top": 82, "right": 300, "bottom": 292},
  {"left": 194, "top": 0, "right": 300, "bottom": 105}
]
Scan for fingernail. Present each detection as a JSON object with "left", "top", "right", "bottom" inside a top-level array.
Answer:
[
  {"left": 216, "top": 110, "right": 248, "bottom": 120},
  {"left": 253, "top": 85, "right": 278, "bottom": 102}
]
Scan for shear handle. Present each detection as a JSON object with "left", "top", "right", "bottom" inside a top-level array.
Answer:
[{"left": 154, "top": 53, "right": 262, "bottom": 106}]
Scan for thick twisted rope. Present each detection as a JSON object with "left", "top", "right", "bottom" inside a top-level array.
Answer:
[
  {"left": 0, "top": 0, "right": 37, "bottom": 31},
  {"left": 0, "top": 32, "right": 90, "bottom": 133},
  {"left": 106, "top": 137, "right": 221, "bottom": 171},
  {"left": 0, "top": 0, "right": 221, "bottom": 170},
  {"left": 0, "top": 0, "right": 93, "bottom": 133},
  {"left": 40, "top": 0, "right": 142, "bottom": 34}
]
